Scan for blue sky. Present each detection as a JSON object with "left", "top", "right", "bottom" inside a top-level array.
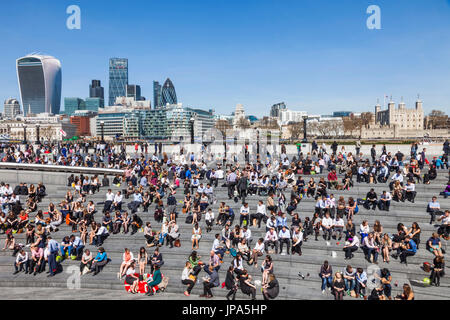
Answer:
[{"left": 1, "top": 0, "right": 450, "bottom": 117}]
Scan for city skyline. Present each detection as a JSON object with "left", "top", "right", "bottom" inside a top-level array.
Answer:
[{"left": 1, "top": 0, "right": 450, "bottom": 117}]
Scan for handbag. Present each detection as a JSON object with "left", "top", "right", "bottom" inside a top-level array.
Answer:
[
  {"left": 174, "top": 239, "right": 181, "bottom": 247},
  {"left": 188, "top": 274, "right": 197, "bottom": 282}
]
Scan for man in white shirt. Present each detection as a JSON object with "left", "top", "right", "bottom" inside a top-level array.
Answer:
[
  {"left": 205, "top": 209, "right": 214, "bottom": 233},
  {"left": 250, "top": 238, "right": 265, "bottom": 266},
  {"left": 404, "top": 180, "right": 416, "bottom": 203},
  {"left": 389, "top": 170, "right": 404, "bottom": 190},
  {"left": 428, "top": 196, "right": 443, "bottom": 224},
  {"left": 321, "top": 212, "right": 333, "bottom": 241},
  {"left": 215, "top": 167, "right": 224, "bottom": 180},
  {"left": 278, "top": 226, "right": 291, "bottom": 255},
  {"left": 243, "top": 225, "right": 252, "bottom": 246},
  {"left": 94, "top": 224, "right": 109, "bottom": 247},
  {"left": 69, "top": 234, "right": 85, "bottom": 258},
  {"left": 239, "top": 202, "right": 250, "bottom": 227},
  {"left": 251, "top": 200, "right": 266, "bottom": 228},
  {"left": 104, "top": 189, "right": 114, "bottom": 213},
  {"left": 264, "top": 228, "right": 279, "bottom": 254},
  {"left": 379, "top": 190, "right": 392, "bottom": 211},
  {"left": 14, "top": 249, "right": 29, "bottom": 274},
  {"left": 113, "top": 191, "right": 123, "bottom": 211},
  {"left": 333, "top": 216, "right": 345, "bottom": 240}
]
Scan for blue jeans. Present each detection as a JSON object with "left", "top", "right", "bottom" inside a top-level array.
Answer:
[
  {"left": 48, "top": 252, "right": 58, "bottom": 275},
  {"left": 345, "top": 278, "right": 356, "bottom": 291},
  {"left": 69, "top": 245, "right": 84, "bottom": 257},
  {"left": 321, "top": 276, "right": 333, "bottom": 290},
  {"left": 365, "top": 247, "right": 378, "bottom": 262},
  {"left": 159, "top": 233, "right": 167, "bottom": 245}
]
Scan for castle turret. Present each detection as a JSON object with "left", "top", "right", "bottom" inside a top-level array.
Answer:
[{"left": 387, "top": 98, "right": 395, "bottom": 125}]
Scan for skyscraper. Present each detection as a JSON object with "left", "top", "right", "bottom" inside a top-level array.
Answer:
[
  {"left": 16, "top": 54, "right": 62, "bottom": 115},
  {"left": 109, "top": 58, "right": 128, "bottom": 106},
  {"left": 127, "top": 84, "right": 142, "bottom": 101},
  {"left": 153, "top": 81, "right": 162, "bottom": 109},
  {"left": 160, "top": 78, "right": 177, "bottom": 107},
  {"left": 270, "top": 102, "right": 286, "bottom": 117},
  {"left": 90, "top": 80, "right": 104, "bottom": 100}
]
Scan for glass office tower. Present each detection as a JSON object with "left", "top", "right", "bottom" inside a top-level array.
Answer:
[
  {"left": 64, "top": 97, "right": 85, "bottom": 116},
  {"left": 16, "top": 54, "right": 62, "bottom": 115},
  {"left": 109, "top": 58, "right": 128, "bottom": 106},
  {"left": 90, "top": 80, "right": 104, "bottom": 100},
  {"left": 160, "top": 78, "right": 177, "bottom": 107},
  {"left": 153, "top": 81, "right": 162, "bottom": 109},
  {"left": 127, "top": 84, "right": 142, "bottom": 101}
]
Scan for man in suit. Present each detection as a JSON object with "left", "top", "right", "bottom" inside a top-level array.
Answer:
[
  {"left": 200, "top": 265, "right": 220, "bottom": 298},
  {"left": 237, "top": 172, "right": 248, "bottom": 204}
]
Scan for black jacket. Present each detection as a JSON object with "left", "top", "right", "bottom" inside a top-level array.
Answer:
[{"left": 225, "top": 270, "right": 235, "bottom": 290}]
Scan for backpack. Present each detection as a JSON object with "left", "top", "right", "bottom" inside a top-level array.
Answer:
[{"left": 185, "top": 214, "right": 193, "bottom": 224}]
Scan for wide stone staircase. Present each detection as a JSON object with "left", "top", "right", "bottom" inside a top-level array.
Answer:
[{"left": 0, "top": 168, "right": 449, "bottom": 300}]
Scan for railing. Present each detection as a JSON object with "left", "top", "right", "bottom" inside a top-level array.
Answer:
[{"left": 0, "top": 162, "right": 124, "bottom": 175}]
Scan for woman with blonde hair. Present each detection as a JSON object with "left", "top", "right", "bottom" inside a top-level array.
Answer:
[
  {"left": 332, "top": 272, "right": 345, "bottom": 300},
  {"left": 381, "top": 233, "right": 392, "bottom": 263}
]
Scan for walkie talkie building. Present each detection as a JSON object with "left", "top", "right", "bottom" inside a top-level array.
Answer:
[{"left": 16, "top": 54, "right": 62, "bottom": 115}]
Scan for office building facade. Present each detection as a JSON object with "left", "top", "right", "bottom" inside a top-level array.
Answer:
[
  {"left": 126, "top": 84, "right": 142, "bottom": 101},
  {"left": 64, "top": 97, "right": 85, "bottom": 116},
  {"left": 89, "top": 80, "right": 104, "bottom": 100},
  {"left": 108, "top": 58, "right": 128, "bottom": 106},
  {"left": 4, "top": 98, "right": 21, "bottom": 119},
  {"left": 16, "top": 54, "right": 62, "bottom": 115},
  {"left": 153, "top": 81, "right": 162, "bottom": 109}
]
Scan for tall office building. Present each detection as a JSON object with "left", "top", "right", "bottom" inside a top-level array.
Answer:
[
  {"left": 270, "top": 102, "right": 287, "bottom": 117},
  {"left": 64, "top": 97, "right": 86, "bottom": 116},
  {"left": 127, "top": 84, "right": 142, "bottom": 101},
  {"left": 109, "top": 58, "right": 128, "bottom": 106},
  {"left": 160, "top": 78, "right": 177, "bottom": 107},
  {"left": 3, "top": 98, "right": 21, "bottom": 119},
  {"left": 89, "top": 80, "right": 104, "bottom": 100},
  {"left": 153, "top": 81, "right": 162, "bottom": 109},
  {"left": 16, "top": 54, "right": 62, "bottom": 115}
]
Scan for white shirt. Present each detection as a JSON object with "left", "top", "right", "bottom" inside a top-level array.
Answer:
[
  {"left": 322, "top": 217, "right": 333, "bottom": 228},
  {"left": 114, "top": 194, "right": 123, "bottom": 203},
  {"left": 333, "top": 218, "right": 345, "bottom": 228},
  {"left": 257, "top": 204, "right": 266, "bottom": 215},
  {"left": 181, "top": 267, "right": 192, "bottom": 280},
  {"left": 240, "top": 206, "right": 250, "bottom": 215},
  {"left": 293, "top": 231, "right": 303, "bottom": 244},
  {"left": 349, "top": 236, "right": 360, "bottom": 247},
  {"left": 216, "top": 169, "right": 224, "bottom": 179},
  {"left": 205, "top": 211, "right": 214, "bottom": 221},
  {"left": 212, "top": 238, "right": 221, "bottom": 251},
  {"left": 243, "top": 228, "right": 251, "bottom": 240},
  {"left": 265, "top": 230, "right": 278, "bottom": 241},
  {"left": 97, "top": 226, "right": 109, "bottom": 235},
  {"left": 360, "top": 224, "right": 370, "bottom": 234},
  {"left": 278, "top": 229, "right": 291, "bottom": 239},
  {"left": 106, "top": 192, "right": 114, "bottom": 201},
  {"left": 253, "top": 242, "right": 265, "bottom": 253},
  {"left": 16, "top": 252, "right": 28, "bottom": 263}
]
